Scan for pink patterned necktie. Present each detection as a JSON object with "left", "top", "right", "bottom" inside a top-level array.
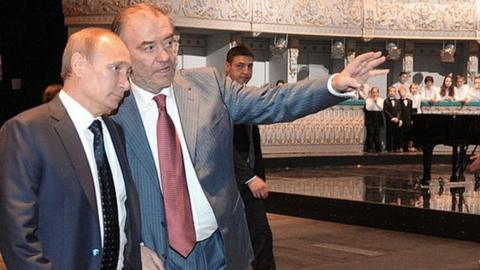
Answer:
[{"left": 154, "top": 94, "right": 196, "bottom": 257}]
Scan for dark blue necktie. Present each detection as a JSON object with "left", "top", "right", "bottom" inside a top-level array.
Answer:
[{"left": 89, "top": 120, "right": 120, "bottom": 270}]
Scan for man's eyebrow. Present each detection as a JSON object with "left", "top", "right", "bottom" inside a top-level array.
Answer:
[
  {"left": 107, "top": 61, "right": 131, "bottom": 67},
  {"left": 139, "top": 41, "right": 155, "bottom": 48}
]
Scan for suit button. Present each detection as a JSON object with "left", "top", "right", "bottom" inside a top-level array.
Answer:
[
  {"left": 92, "top": 249, "right": 100, "bottom": 256},
  {"left": 161, "top": 221, "right": 166, "bottom": 227},
  {"left": 162, "top": 254, "right": 167, "bottom": 259}
]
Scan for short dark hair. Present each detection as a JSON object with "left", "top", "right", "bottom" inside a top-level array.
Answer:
[
  {"left": 276, "top": 79, "right": 285, "bottom": 86},
  {"left": 424, "top": 76, "right": 434, "bottom": 84},
  {"left": 226, "top": 45, "right": 254, "bottom": 63},
  {"left": 455, "top": 74, "right": 465, "bottom": 82},
  {"left": 399, "top": 71, "right": 408, "bottom": 77}
]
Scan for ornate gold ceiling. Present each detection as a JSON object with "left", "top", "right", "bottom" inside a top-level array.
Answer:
[{"left": 62, "top": 0, "right": 480, "bottom": 40}]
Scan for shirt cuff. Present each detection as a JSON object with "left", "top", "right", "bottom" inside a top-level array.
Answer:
[
  {"left": 327, "top": 74, "right": 358, "bottom": 98},
  {"left": 245, "top": 176, "right": 256, "bottom": 185}
]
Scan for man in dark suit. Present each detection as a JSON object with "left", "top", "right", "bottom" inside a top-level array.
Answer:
[
  {"left": 225, "top": 45, "right": 275, "bottom": 269},
  {"left": 0, "top": 28, "right": 141, "bottom": 270},
  {"left": 110, "top": 3, "right": 388, "bottom": 270}
]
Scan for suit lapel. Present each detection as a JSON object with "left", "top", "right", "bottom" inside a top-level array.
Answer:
[
  {"left": 49, "top": 97, "right": 99, "bottom": 217},
  {"left": 119, "top": 94, "right": 159, "bottom": 181},
  {"left": 173, "top": 76, "right": 199, "bottom": 163}
]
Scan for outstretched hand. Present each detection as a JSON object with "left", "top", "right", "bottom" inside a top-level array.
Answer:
[{"left": 332, "top": 51, "right": 389, "bottom": 93}]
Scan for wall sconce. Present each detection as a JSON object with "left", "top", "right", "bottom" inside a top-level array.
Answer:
[
  {"left": 270, "top": 34, "right": 288, "bottom": 56},
  {"left": 331, "top": 40, "right": 345, "bottom": 59},
  {"left": 386, "top": 42, "right": 401, "bottom": 60},
  {"left": 440, "top": 42, "right": 456, "bottom": 63}
]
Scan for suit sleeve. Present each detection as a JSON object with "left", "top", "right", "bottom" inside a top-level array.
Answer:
[
  {"left": 213, "top": 69, "right": 347, "bottom": 124},
  {"left": 233, "top": 149, "right": 256, "bottom": 187},
  {"left": 0, "top": 119, "right": 53, "bottom": 270}
]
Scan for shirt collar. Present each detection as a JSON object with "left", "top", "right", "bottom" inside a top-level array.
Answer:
[
  {"left": 59, "top": 90, "right": 99, "bottom": 131},
  {"left": 130, "top": 79, "right": 173, "bottom": 110}
]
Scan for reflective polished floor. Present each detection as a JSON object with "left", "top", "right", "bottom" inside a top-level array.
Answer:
[
  {"left": 270, "top": 214, "right": 480, "bottom": 270},
  {"left": 267, "top": 163, "right": 480, "bottom": 215}
]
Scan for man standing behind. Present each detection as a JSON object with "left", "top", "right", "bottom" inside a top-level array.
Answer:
[
  {"left": 0, "top": 28, "right": 141, "bottom": 269},
  {"left": 110, "top": 3, "right": 387, "bottom": 270},
  {"left": 392, "top": 71, "right": 410, "bottom": 97},
  {"left": 225, "top": 45, "right": 275, "bottom": 269}
]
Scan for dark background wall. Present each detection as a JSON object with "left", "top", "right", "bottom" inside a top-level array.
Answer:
[{"left": 0, "top": 0, "right": 67, "bottom": 126}]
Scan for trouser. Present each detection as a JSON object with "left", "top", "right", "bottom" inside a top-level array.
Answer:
[
  {"left": 366, "top": 124, "right": 382, "bottom": 152},
  {"left": 241, "top": 187, "right": 276, "bottom": 270},
  {"left": 166, "top": 230, "right": 226, "bottom": 270},
  {"left": 386, "top": 122, "right": 400, "bottom": 151}
]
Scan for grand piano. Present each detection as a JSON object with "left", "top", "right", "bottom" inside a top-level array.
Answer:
[{"left": 412, "top": 101, "right": 480, "bottom": 184}]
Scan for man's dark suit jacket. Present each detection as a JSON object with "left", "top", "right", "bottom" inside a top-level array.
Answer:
[
  {"left": 233, "top": 124, "right": 265, "bottom": 186},
  {"left": 0, "top": 97, "right": 141, "bottom": 270},
  {"left": 399, "top": 98, "right": 413, "bottom": 129},
  {"left": 383, "top": 98, "right": 401, "bottom": 121}
]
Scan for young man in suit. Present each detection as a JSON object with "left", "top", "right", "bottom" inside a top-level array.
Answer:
[
  {"left": 225, "top": 45, "right": 275, "bottom": 269},
  {"left": 110, "top": 3, "right": 388, "bottom": 269},
  {"left": 384, "top": 86, "right": 402, "bottom": 152},
  {"left": 398, "top": 87, "right": 413, "bottom": 152},
  {"left": 0, "top": 28, "right": 141, "bottom": 269}
]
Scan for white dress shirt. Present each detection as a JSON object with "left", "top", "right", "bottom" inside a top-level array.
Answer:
[
  {"left": 420, "top": 86, "right": 438, "bottom": 101},
  {"left": 409, "top": 93, "right": 422, "bottom": 113},
  {"left": 469, "top": 88, "right": 480, "bottom": 101},
  {"left": 130, "top": 81, "right": 218, "bottom": 241},
  {"left": 328, "top": 74, "right": 359, "bottom": 99},
  {"left": 454, "top": 84, "right": 470, "bottom": 101},
  {"left": 59, "top": 91, "right": 127, "bottom": 270},
  {"left": 365, "top": 97, "right": 384, "bottom": 111}
]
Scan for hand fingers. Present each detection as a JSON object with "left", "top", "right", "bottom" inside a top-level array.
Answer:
[
  {"left": 351, "top": 51, "right": 382, "bottom": 66},
  {"left": 360, "top": 56, "right": 386, "bottom": 74},
  {"left": 349, "top": 52, "right": 383, "bottom": 74},
  {"left": 343, "top": 77, "right": 362, "bottom": 90},
  {"left": 262, "top": 190, "right": 269, "bottom": 199},
  {"left": 253, "top": 188, "right": 268, "bottom": 199},
  {"left": 350, "top": 68, "right": 390, "bottom": 87}
]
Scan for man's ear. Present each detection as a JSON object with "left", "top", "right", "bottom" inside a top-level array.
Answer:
[
  {"left": 71, "top": 52, "right": 86, "bottom": 77},
  {"left": 224, "top": 61, "right": 230, "bottom": 75}
]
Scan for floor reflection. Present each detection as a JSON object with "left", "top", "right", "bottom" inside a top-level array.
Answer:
[{"left": 267, "top": 164, "right": 480, "bottom": 214}]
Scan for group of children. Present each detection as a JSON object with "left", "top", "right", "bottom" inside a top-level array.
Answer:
[{"left": 364, "top": 73, "right": 480, "bottom": 153}]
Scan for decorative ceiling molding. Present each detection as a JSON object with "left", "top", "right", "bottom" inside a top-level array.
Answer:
[{"left": 62, "top": 0, "right": 480, "bottom": 40}]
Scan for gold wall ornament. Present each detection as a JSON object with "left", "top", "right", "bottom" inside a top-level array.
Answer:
[
  {"left": 292, "top": 0, "right": 331, "bottom": 26},
  {"left": 259, "top": 104, "right": 366, "bottom": 156},
  {"left": 375, "top": 0, "right": 476, "bottom": 31},
  {"left": 62, "top": 0, "right": 480, "bottom": 40},
  {"left": 403, "top": 54, "right": 413, "bottom": 73},
  {"left": 467, "top": 55, "right": 478, "bottom": 82},
  {"left": 288, "top": 48, "right": 299, "bottom": 79}
]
